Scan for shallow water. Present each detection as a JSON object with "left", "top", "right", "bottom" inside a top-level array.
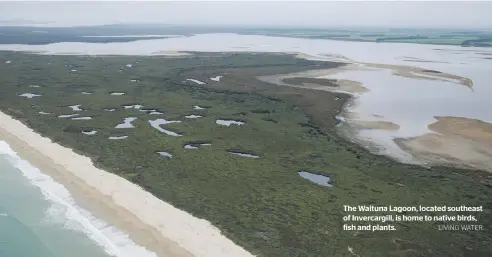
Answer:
[
  {"left": 148, "top": 119, "right": 182, "bottom": 136},
  {"left": 82, "top": 130, "right": 97, "bottom": 135},
  {"left": 0, "top": 141, "right": 156, "bottom": 257},
  {"left": 216, "top": 120, "right": 245, "bottom": 127},
  {"left": 115, "top": 117, "right": 137, "bottom": 129},
  {"left": 186, "top": 78, "right": 205, "bottom": 85},
  {"left": 210, "top": 76, "right": 222, "bottom": 82},
  {"left": 229, "top": 152, "right": 259, "bottom": 158},
  {"left": 72, "top": 117, "right": 92, "bottom": 120},
  {"left": 59, "top": 114, "right": 79, "bottom": 118},
  {"left": 69, "top": 105, "right": 82, "bottom": 111},
  {"left": 19, "top": 93, "right": 41, "bottom": 98},
  {"left": 108, "top": 136, "right": 128, "bottom": 140},
  {"left": 157, "top": 152, "right": 172, "bottom": 158},
  {"left": 185, "top": 115, "right": 202, "bottom": 119},
  {"left": 298, "top": 171, "right": 332, "bottom": 188}
]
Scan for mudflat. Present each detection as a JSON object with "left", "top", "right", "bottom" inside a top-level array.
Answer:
[{"left": 396, "top": 116, "right": 492, "bottom": 172}]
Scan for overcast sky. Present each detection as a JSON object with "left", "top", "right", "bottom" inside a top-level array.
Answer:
[{"left": 1, "top": 1, "right": 491, "bottom": 29}]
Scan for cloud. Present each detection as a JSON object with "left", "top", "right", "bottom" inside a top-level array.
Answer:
[{"left": 0, "top": 1, "right": 491, "bottom": 28}]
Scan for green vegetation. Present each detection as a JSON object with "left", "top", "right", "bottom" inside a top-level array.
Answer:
[
  {"left": 1, "top": 51, "right": 491, "bottom": 257},
  {"left": 282, "top": 77, "right": 339, "bottom": 87}
]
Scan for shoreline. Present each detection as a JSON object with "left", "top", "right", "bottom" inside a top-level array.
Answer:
[
  {"left": 0, "top": 111, "right": 255, "bottom": 257},
  {"left": 269, "top": 55, "right": 489, "bottom": 171},
  {"left": 395, "top": 116, "right": 492, "bottom": 173}
]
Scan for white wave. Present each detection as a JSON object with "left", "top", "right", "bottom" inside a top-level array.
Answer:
[
  {"left": 0, "top": 213, "right": 8, "bottom": 217},
  {"left": 0, "top": 140, "right": 157, "bottom": 257}
]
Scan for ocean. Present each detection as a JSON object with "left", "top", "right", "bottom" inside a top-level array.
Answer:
[{"left": 0, "top": 141, "right": 156, "bottom": 257}]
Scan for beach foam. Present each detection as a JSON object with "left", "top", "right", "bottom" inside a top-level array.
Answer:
[
  {"left": 0, "top": 111, "right": 254, "bottom": 257},
  {"left": 0, "top": 141, "right": 157, "bottom": 257}
]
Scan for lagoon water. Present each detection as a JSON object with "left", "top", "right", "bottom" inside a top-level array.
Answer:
[
  {"left": 0, "top": 141, "right": 156, "bottom": 257},
  {"left": 5, "top": 32, "right": 483, "bottom": 163}
]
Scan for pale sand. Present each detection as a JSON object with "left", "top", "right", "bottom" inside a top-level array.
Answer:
[
  {"left": 294, "top": 52, "right": 474, "bottom": 89},
  {"left": 364, "top": 63, "right": 473, "bottom": 88},
  {"left": 256, "top": 64, "right": 370, "bottom": 95},
  {"left": 395, "top": 116, "right": 492, "bottom": 172},
  {"left": 0, "top": 111, "right": 254, "bottom": 257},
  {"left": 151, "top": 50, "right": 192, "bottom": 56},
  {"left": 352, "top": 120, "right": 400, "bottom": 131}
]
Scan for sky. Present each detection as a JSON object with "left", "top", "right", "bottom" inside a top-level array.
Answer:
[{"left": 0, "top": 1, "right": 491, "bottom": 29}]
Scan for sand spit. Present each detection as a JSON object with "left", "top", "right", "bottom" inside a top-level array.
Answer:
[
  {"left": 0, "top": 111, "right": 254, "bottom": 257},
  {"left": 395, "top": 116, "right": 492, "bottom": 172},
  {"left": 365, "top": 63, "right": 473, "bottom": 88},
  {"left": 292, "top": 53, "right": 473, "bottom": 89},
  {"left": 352, "top": 120, "right": 400, "bottom": 131},
  {"left": 257, "top": 64, "right": 369, "bottom": 95},
  {"left": 150, "top": 50, "right": 192, "bottom": 56},
  {"left": 293, "top": 52, "right": 352, "bottom": 62}
]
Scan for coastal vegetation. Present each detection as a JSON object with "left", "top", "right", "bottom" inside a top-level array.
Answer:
[{"left": 0, "top": 51, "right": 491, "bottom": 257}]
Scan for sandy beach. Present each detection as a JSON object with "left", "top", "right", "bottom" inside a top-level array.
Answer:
[
  {"left": 0, "top": 111, "right": 254, "bottom": 257},
  {"left": 395, "top": 116, "right": 492, "bottom": 172}
]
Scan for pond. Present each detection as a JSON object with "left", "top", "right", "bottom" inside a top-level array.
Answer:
[{"left": 298, "top": 171, "right": 333, "bottom": 188}]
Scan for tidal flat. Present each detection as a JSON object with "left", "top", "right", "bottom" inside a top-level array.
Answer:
[{"left": 1, "top": 51, "right": 491, "bottom": 257}]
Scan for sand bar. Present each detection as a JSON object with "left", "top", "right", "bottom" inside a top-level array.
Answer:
[
  {"left": 395, "top": 116, "right": 492, "bottom": 172},
  {"left": 352, "top": 120, "right": 400, "bottom": 131},
  {"left": 0, "top": 111, "right": 254, "bottom": 257},
  {"left": 257, "top": 64, "right": 370, "bottom": 95}
]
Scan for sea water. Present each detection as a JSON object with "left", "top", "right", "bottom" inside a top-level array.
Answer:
[{"left": 0, "top": 141, "right": 157, "bottom": 257}]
